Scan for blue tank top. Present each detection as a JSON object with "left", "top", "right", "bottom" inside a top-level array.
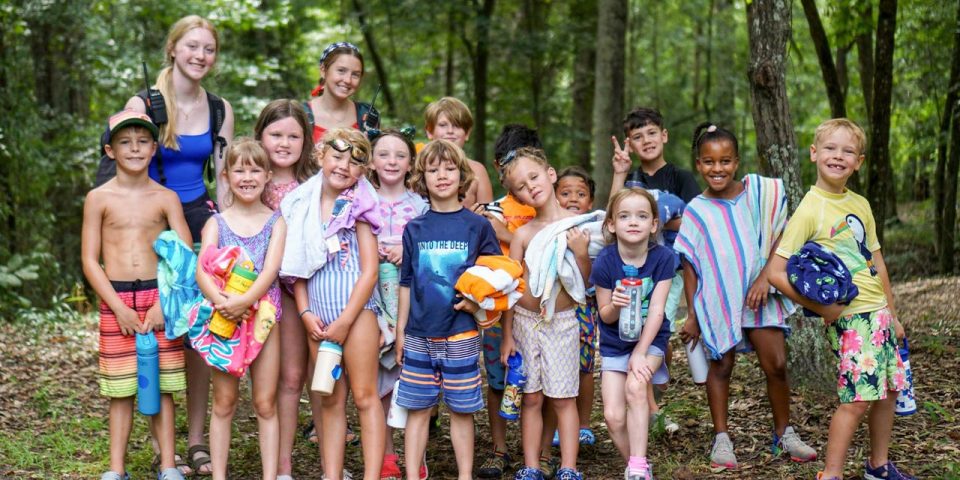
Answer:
[{"left": 150, "top": 131, "right": 213, "bottom": 202}]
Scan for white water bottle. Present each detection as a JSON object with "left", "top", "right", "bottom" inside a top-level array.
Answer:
[
  {"left": 895, "top": 338, "right": 916, "bottom": 416},
  {"left": 311, "top": 341, "right": 343, "bottom": 396},
  {"left": 684, "top": 339, "right": 709, "bottom": 385},
  {"left": 386, "top": 379, "right": 408, "bottom": 428}
]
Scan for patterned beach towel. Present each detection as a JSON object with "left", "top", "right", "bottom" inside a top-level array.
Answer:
[{"left": 154, "top": 230, "right": 200, "bottom": 340}]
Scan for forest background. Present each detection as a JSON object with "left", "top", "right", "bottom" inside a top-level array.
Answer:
[{"left": 1, "top": 0, "right": 959, "bottom": 319}]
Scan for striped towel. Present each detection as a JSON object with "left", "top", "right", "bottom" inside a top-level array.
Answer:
[{"left": 455, "top": 255, "right": 526, "bottom": 329}]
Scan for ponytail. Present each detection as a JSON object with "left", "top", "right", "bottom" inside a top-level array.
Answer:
[{"left": 691, "top": 122, "right": 739, "bottom": 160}]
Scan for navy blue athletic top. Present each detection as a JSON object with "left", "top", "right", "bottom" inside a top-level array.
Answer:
[{"left": 150, "top": 131, "right": 213, "bottom": 202}]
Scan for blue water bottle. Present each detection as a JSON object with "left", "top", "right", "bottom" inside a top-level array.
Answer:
[
  {"left": 136, "top": 332, "right": 161, "bottom": 416},
  {"left": 499, "top": 352, "right": 527, "bottom": 420},
  {"left": 895, "top": 338, "right": 916, "bottom": 416},
  {"left": 618, "top": 265, "right": 645, "bottom": 341}
]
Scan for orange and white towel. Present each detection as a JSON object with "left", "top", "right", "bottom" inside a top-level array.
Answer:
[{"left": 455, "top": 255, "right": 526, "bottom": 329}]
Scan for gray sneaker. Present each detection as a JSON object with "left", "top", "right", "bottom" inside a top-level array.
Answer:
[
  {"left": 710, "top": 432, "right": 738, "bottom": 470},
  {"left": 650, "top": 412, "right": 679, "bottom": 433},
  {"left": 773, "top": 426, "right": 817, "bottom": 462}
]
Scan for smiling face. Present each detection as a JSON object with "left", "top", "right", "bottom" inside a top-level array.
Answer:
[
  {"left": 811, "top": 126, "right": 864, "bottom": 193},
  {"left": 695, "top": 139, "right": 740, "bottom": 198},
  {"left": 226, "top": 158, "right": 271, "bottom": 206},
  {"left": 427, "top": 113, "right": 470, "bottom": 147},
  {"left": 170, "top": 27, "right": 217, "bottom": 81},
  {"left": 321, "top": 54, "right": 363, "bottom": 100},
  {"left": 423, "top": 157, "right": 462, "bottom": 203},
  {"left": 320, "top": 142, "right": 365, "bottom": 192},
  {"left": 260, "top": 116, "right": 304, "bottom": 171},
  {"left": 607, "top": 193, "right": 658, "bottom": 246},
  {"left": 504, "top": 156, "right": 557, "bottom": 208},
  {"left": 372, "top": 135, "right": 413, "bottom": 188},
  {"left": 106, "top": 127, "right": 157, "bottom": 175},
  {"left": 626, "top": 124, "right": 668, "bottom": 164},
  {"left": 556, "top": 176, "right": 593, "bottom": 213}
]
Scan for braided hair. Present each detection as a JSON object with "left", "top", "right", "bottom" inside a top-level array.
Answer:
[{"left": 691, "top": 122, "right": 739, "bottom": 160}]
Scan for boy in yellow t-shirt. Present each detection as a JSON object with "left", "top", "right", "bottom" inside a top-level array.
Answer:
[{"left": 768, "top": 119, "right": 912, "bottom": 480}]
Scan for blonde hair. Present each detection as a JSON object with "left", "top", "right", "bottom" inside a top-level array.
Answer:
[
  {"left": 500, "top": 146, "right": 551, "bottom": 186},
  {"left": 156, "top": 15, "right": 219, "bottom": 150},
  {"left": 411, "top": 139, "right": 475, "bottom": 201},
  {"left": 314, "top": 127, "right": 372, "bottom": 169},
  {"left": 813, "top": 118, "right": 867, "bottom": 155},
  {"left": 221, "top": 137, "right": 269, "bottom": 207},
  {"left": 424, "top": 97, "right": 474, "bottom": 134},
  {"left": 602, "top": 187, "right": 660, "bottom": 245}
]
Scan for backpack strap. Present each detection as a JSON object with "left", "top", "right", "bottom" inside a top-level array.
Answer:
[
  {"left": 206, "top": 91, "right": 227, "bottom": 184},
  {"left": 302, "top": 100, "right": 315, "bottom": 129}
]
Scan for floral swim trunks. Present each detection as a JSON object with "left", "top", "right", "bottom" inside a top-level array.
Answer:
[{"left": 828, "top": 308, "right": 907, "bottom": 403}]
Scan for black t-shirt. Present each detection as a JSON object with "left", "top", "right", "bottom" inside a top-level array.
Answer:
[{"left": 626, "top": 163, "right": 701, "bottom": 203}]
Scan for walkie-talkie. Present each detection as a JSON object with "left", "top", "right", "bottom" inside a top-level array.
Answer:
[
  {"left": 361, "top": 84, "right": 381, "bottom": 133},
  {"left": 143, "top": 61, "right": 168, "bottom": 126}
]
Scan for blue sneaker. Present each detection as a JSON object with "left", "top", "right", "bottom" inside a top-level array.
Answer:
[
  {"left": 579, "top": 427, "right": 596, "bottom": 446},
  {"left": 864, "top": 459, "right": 916, "bottom": 480},
  {"left": 515, "top": 466, "right": 545, "bottom": 480},
  {"left": 555, "top": 467, "right": 583, "bottom": 480}
]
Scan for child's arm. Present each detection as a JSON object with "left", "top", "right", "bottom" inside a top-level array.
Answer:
[
  {"left": 595, "top": 285, "right": 624, "bottom": 325},
  {"left": 294, "top": 279, "right": 323, "bottom": 341},
  {"left": 746, "top": 234, "right": 783, "bottom": 310},
  {"left": 81, "top": 192, "right": 141, "bottom": 336},
  {"left": 500, "top": 230, "right": 527, "bottom": 365},
  {"left": 218, "top": 218, "right": 287, "bottom": 319},
  {"left": 142, "top": 190, "right": 195, "bottom": 332},
  {"left": 609, "top": 136, "right": 632, "bottom": 198},
  {"left": 194, "top": 218, "right": 241, "bottom": 321},
  {"left": 567, "top": 227, "right": 592, "bottom": 284},
  {"left": 395, "top": 286, "right": 410, "bottom": 365},
  {"left": 629, "top": 278, "right": 671, "bottom": 382},
  {"left": 678, "top": 259, "right": 701, "bottom": 347},
  {"left": 322, "top": 221, "right": 379, "bottom": 345},
  {"left": 767, "top": 255, "right": 845, "bottom": 324},
  {"left": 872, "top": 249, "right": 904, "bottom": 339}
]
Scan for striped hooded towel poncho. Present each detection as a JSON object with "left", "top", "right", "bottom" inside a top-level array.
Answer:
[{"left": 674, "top": 174, "right": 797, "bottom": 359}]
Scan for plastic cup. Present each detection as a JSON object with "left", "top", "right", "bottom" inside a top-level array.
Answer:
[{"left": 684, "top": 340, "right": 708, "bottom": 385}]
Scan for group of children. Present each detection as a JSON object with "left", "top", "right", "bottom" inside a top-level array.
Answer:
[{"left": 86, "top": 63, "right": 913, "bottom": 480}]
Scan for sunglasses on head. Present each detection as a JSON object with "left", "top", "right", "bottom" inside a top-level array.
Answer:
[
  {"left": 495, "top": 149, "right": 519, "bottom": 169},
  {"left": 327, "top": 138, "right": 368, "bottom": 166},
  {"left": 366, "top": 126, "right": 416, "bottom": 142}
]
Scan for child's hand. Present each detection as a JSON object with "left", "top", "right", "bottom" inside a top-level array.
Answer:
[
  {"left": 679, "top": 316, "right": 701, "bottom": 348},
  {"left": 893, "top": 315, "right": 905, "bottom": 340},
  {"left": 610, "top": 284, "right": 631, "bottom": 308},
  {"left": 143, "top": 303, "right": 165, "bottom": 333},
  {"left": 746, "top": 275, "right": 770, "bottom": 310},
  {"left": 628, "top": 352, "right": 654, "bottom": 383},
  {"left": 384, "top": 244, "right": 404, "bottom": 266},
  {"left": 215, "top": 292, "right": 254, "bottom": 321},
  {"left": 301, "top": 311, "right": 324, "bottom": 342},
  {"left": 395, "top": 333, "right": 405, "bottom": 365},
  {"left": 321, "top": 318, "right": 350, "bottom": 345},
  {"left": 115, "top": 306, "right": 141, "bottom": 336},
  {"left": 453, "top": 296, "right": 481, "bottom": 315},
  {"left": 566, "top": 227, "right": 589, "bottom": 257},
  {"left": 500, "top": 335, "right": 516, "bottom": 366},
  {"left": 821, "top": 304, "right": 846, "bottom": 325},
  {"left": 611, "top": 136, "right": 632, "bottom": 174}
]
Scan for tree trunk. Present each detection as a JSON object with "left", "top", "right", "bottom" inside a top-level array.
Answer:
[
  {"left": 936, "top": 0, "right": 960, "bottom": 274},
  {"left": 857, "top": 2, "right": 876, "bottom": 120},
  {"left": 945, "top": 107, "right": 960, "bottom": 274},
  {"left": 592, "top": 0, "right": 627, "bottom": 209},
  {"left": 353, "top": 0, "right": 396, "bottom": 114},
  {"left": 523, "top": 0, "right": 549, "bottom": 131},
  {"left": 867, "top": 0, "right": 898, "bottom": 244},
  {"left": 570, "top": 0, "right": 597, "bottom": 171},
  {"left": 712, "top": 0, "right": 737, "bottom": 129},
  {"left": 747, "top": 0, "right": 832, "bottom": 389},
  {"left": 471, "top": 0, "right": 496, "bottom": 166},
  {"left": 801, "top": 0, "right": 846, "bottom": 118},
  {"left": 445, "top": 5, "right": 456, "bottom": 97}
]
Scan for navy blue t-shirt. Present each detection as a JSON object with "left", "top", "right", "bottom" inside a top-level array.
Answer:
[
  {"left": 400, "top": 208, "right": 501, "bottom": 337},
  {"left": 589, "top": 243, "right": 677, "bottom": 357}
]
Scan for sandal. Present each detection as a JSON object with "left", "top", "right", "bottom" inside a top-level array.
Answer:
[
  {"left": 302, "top": 420, "right": 360, "bottom": 446},
  {"left": 187, "top": 444, "right": 213, "bottom": 477},
  {"left": 152, "top": 453, "right": 193, "bottom": 477},
  {"left": 345, "top": 424, "right": 360, "bottom": 447}
]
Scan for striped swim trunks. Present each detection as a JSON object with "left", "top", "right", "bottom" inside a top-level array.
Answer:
[
  {"left": 397, "top": 330, "right": 483, "bottom": 413},
  {"left": 99, "top": 279, "right": 186, "bottom": 398}
]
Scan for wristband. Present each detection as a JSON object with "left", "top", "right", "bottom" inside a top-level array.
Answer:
[{"left": 298, "top": 308, "right": 313, "bottom": 319}]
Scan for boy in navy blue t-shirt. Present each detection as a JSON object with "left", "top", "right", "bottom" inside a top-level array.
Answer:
[{"left": 396, "top": 139, "right": 501, "bottom": 480}]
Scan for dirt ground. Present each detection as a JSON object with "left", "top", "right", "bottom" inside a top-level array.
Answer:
[{"left": 1, "top": 277, "right": 958, "bottom": 479}]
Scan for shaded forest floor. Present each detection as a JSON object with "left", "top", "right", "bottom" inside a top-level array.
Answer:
[{"left": 1, "top": 275, "right": 958, "bottom": 479}]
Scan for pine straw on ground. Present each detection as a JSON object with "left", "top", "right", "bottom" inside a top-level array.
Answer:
[{"left": 2, "top": 277, "right": 958, "bottom": 479}]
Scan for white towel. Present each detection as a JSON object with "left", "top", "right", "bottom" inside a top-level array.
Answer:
[
  {"left": 524, "top": 211, "right": 604, "bottom": 320},
  {"left": 279, "top": 173, "right": 327, "bottom": 280}
]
